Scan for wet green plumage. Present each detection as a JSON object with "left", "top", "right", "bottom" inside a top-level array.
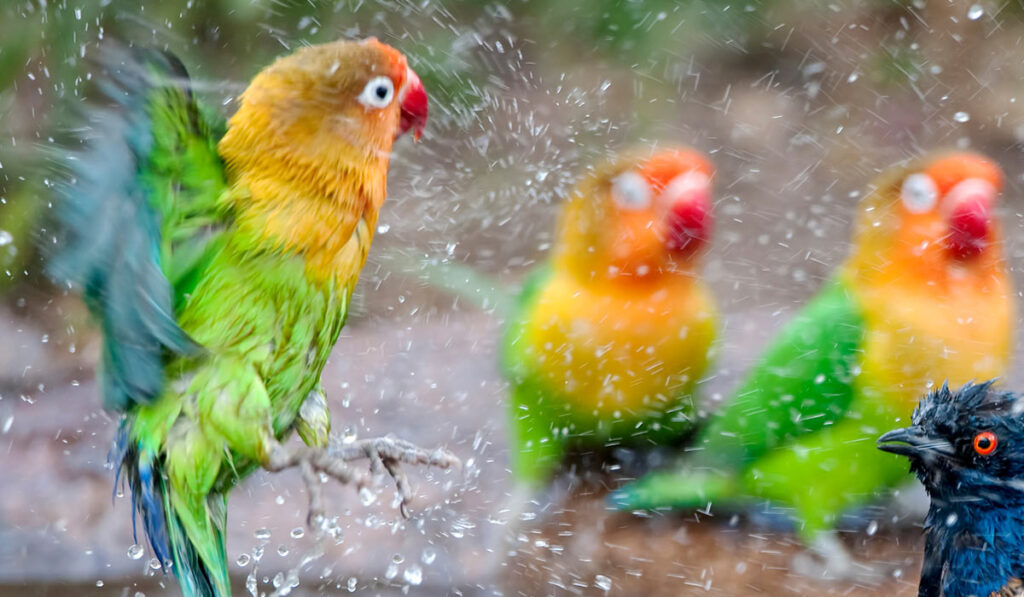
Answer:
[{"left": 48, "top": 47, "right": 353, "bottom": 597}]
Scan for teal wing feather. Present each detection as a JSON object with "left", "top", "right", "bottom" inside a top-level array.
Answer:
[
  {"left": 46, "top": 45, "right": 228, "bottom": 411},
  {"left": 610, "top": 275, "right": 865, "bottom": 509}
]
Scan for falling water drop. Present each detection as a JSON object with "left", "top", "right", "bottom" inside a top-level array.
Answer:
[
  {"left": 967, "top": 4, "right": 984, "bottom": 20},
  {"left": 953, "top": 111, "right": 971, "bottom": 123},
  {"left": 127, "top": 544, "right": 145, "bottom": 560}
]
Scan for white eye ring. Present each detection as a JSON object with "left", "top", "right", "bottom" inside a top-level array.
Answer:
[
  {"left": 358, "top": 76, "right": 396, "bottom": 109},
  {"left": 901, "top": 173, "right": 939, "bottom": 213},
  {"left": 611, "top": 171, "right": 652, "bottom": 211}
]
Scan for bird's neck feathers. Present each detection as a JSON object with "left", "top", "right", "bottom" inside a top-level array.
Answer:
[{"left": 217, "top": 94, "right": 393, "bottom": 287}]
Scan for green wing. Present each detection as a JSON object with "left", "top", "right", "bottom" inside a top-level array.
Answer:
[
  {"left": 694, "top": 275, "right": 865, "bottom": 470},
  {"left": 47, "top": 46, "right": 228, "bottom": 411},
  {"left": 610, "top": 275, "right": 864, "bottom": 509}
]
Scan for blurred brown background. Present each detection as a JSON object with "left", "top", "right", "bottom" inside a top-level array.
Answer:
[{"left": 2, "top": 0, "right": 1024, "bottom": 595}]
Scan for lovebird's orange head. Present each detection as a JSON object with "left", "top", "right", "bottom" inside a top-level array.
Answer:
[
  {"left": 554, "top": 147, "right": 715, "bottom": 282},
  {"left": 219, "top": 37, "right": 427, "bottom": 193},
  {"left": 849, "top": 151, "right": 1005, "bottom": 283},
  {"left": 217, "top": 38, "right": 428, "bottom": 283}
]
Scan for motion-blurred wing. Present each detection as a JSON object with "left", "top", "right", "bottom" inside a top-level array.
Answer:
[{"left": 47, "top": 45, "right": 229, "bottom": 411}]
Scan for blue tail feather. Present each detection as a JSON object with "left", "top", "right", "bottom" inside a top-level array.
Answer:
[{"left": 113, "top": 420, "right": 227, "bottom": 597}]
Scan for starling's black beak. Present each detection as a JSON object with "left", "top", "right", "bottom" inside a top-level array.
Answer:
[{"left": 878, "top": 426, "right": 955, "bottom": 460}]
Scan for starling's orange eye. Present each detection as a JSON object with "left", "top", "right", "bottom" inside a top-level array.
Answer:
[{"left": 974, "top": 431, "right": 998, "bottom": 456}]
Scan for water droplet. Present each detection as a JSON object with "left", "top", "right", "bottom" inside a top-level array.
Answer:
[
  {"left": 277, "top": 544, "right": 289, "bottom": 557},
  {"left": 148, "top": 558, "right": 162, "bottom": 570},
  {"left": 594, "top": 574, "right": 612, "bottom": 591},
  {"left": 946, "top": 512, "right": 959, "bottom": 526},
  {"left": 95, "top": 580, "right": 104, "bottom": 587},
  {"left": 0, "top": 231, "right": 12, "bottom": 246},
  {"left": 359, "top": 487, "right": 377, "bottom": 506},
  {"left": 421, "top": 547, "right": 437, "bottom": 565},
  {"left": 254, "top": 528, "right": 271, "bottom": 541},
  {"left": 954, "top": 111, "right": 971, "bottom": 123},
  {"left": 127, "top": 543, "right": 145, "bottom": 560},
  {"left": 967, "top": 4, "right": 984, "bottom": 20},
  {"left": 403, "top": 564, "right": 423, "bottom": 586},
  {"left": 346, "top": 577, "right": 358, "bottom": 592},
  {"left": 290, "top": 526, "right": 305, "bottom": 539},
  {"left": 866, "top": 520, "right": 879, "bottom": 536},
  {"left": 236, "top": 553, "right": 251, "bottom": 567}
]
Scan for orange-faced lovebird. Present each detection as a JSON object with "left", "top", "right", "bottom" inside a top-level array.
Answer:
[
  {"left": 502, "top": 147, "right": 717, "bottom": 488},
  {"left": 879, "top": 382, "right": 1024, "bottom": 597},
  {"left": 44, "top": 40, "right": 457, "bottom": 597},
  {"left": 613, "top": 151, "right": 1014, "bottom": 578}
]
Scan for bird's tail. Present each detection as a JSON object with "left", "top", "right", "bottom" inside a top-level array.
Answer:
[
  {"left": 608, "top": 468, "right": 737, "bottom": 512},
  {"left": 114, "top": 421, "right": 230, "bottom": 597},
  {"left": 379, "top": 247, "right": 517, "bottom": 316}
]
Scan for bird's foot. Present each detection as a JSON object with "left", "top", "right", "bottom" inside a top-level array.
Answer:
[
  {"left": 791, "top": 532, "right": 896, "bottom": 586},
  {"left": 265, "top": 435, "right": 460, "bottom": 526}
]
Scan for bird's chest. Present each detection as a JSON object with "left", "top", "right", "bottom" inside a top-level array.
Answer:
[
  {"left": 261, "top": 284, "right": 351, "bottom": 434},
  {"left": 933, "top": 509, "right": 1024, "bottom": 597},
  {"left": 515, "top": 274, "right": 716, "bottom": 417},
  {"left": 855, "top": 280, "right": 1012, "bottom": 416}
]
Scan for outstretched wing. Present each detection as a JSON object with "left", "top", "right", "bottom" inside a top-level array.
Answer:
[{"left": 46, "top": 45, "right": 229, "bottom": 411}]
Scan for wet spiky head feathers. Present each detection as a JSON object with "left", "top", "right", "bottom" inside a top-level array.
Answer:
[{"left": 881, "top": 381, "right": 1024, "bottom": 504}]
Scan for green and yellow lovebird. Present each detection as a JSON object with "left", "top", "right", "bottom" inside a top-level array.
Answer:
[
  {"left": 44, "top": 39, "right": 454, "bottom": 597},
  {"left": 502, "top": 147, "right": 718, "bottom": 487},
  {"left": 612, "top": 151, "right": 1014, "bottom": 576}
]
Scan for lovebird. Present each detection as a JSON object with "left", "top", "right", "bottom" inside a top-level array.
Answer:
[
  {"left": 879, "top": 382, "right": 1024, "bottom": 597},
  {"left": 502, "top": 147, "right": 718, "bottom": 487},
  {"left": 611, "top": 151, "right": 1014, "bottom": 577},
  {"left": 44, "top": 39, "right": 455, "bottom": 597}
]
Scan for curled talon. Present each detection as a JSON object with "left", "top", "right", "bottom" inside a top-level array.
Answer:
[{"left": 263, "top": 435, "right": 458, "bottom": 530}]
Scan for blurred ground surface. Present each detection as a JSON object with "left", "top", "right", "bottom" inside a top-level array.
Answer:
[{"left": 2, "top": 298, "right": 1003, "bottom": 597}]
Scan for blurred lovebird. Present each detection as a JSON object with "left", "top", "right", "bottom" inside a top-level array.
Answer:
[
  {"left": 44, "top": 39, "right": 457, "bottom": 597},
  {"left": 879, "top": 382, "right": 1024, "bottom": 597},
  {"left": 501, "top": 147, "right": 718, "bottom": 487},
  {"left": 611, "top": 151, "right": 1014, "bottom": 578}
]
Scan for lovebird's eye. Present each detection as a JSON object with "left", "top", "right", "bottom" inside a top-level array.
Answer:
[
  {"left": 973, "top": 431, "right": 998, "bottom": 456},
  {"left": 611, "top": 171, "right": 652, "bottom": 211},
  {"left": 358, "top": 76, "right": 395, "bottom": 109},
  {"left": 901, "top": 173, "right": 939, "bottom": 213}
]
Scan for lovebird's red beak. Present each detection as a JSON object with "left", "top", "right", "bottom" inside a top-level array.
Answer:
[
  {"left": 945, "top": 178, "right": 996, "bottom": 261},
  {"left": 399, "top": 67, "right": 428, "bottom": 141},
  {"left": 664, "top": 171, "right": 713, "bottom": 257}
]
